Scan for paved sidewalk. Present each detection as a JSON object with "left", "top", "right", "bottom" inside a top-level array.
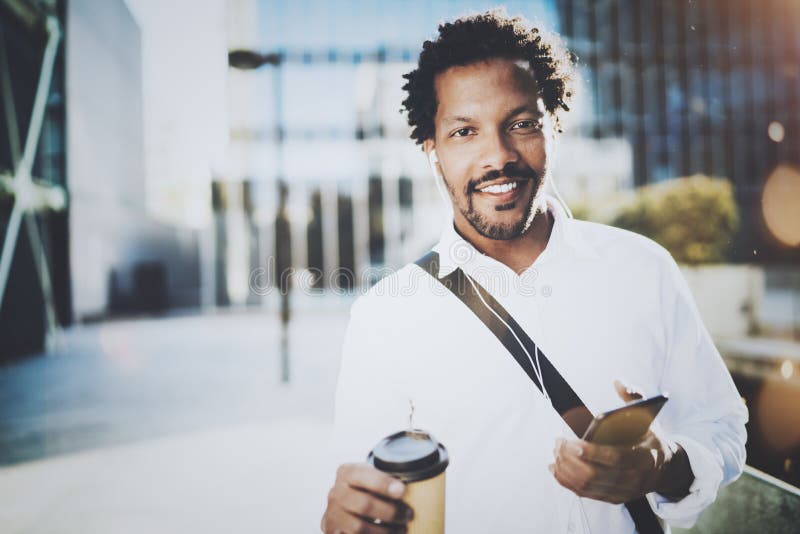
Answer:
[
  {"left": 0, "top": 300, "right": 355, "bottom": 533},
  {"left": 0, "top": 419, "right": 335, "bottom": 534}
]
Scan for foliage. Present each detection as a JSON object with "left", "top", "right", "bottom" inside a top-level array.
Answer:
[{"left": 609, "top": 175, "right": 739, "bottom": 264}]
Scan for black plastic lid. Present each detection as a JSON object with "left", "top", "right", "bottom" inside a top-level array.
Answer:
[{"left": 367, "top": 429, "right": 449, "bottom": 483}]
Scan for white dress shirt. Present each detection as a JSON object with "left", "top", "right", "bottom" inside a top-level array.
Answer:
[{"left": 333, "top": 196, "right": 747, "bottom": 533}]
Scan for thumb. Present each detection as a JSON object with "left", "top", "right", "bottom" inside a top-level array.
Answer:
[{"left": 614, "top": 379, "right": 644, "bottom": 403}]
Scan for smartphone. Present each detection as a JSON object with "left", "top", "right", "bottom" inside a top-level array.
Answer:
[{"left": 581, "top": 395, "right": 669, "bottom": 446}]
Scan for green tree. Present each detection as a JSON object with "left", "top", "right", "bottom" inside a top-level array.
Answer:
[{"left": 610, "top": 175, "right": 739, "bottom": 264}]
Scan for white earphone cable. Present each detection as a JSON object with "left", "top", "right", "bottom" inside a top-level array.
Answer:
[
  {"left": 463, "top": 273, "right": 550, "bottom": 402},
  {"left": 464, "top": 272, "right": 596, "bottom": 534}
]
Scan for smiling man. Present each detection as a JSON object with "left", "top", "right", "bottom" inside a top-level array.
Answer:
[
  {"left": 321, "top": 11, "right": 747, "bottom": 534},
  {"left": 422, "top": 57, "right": 552, "bottom": 272}
]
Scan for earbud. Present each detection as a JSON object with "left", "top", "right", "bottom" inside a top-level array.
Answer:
[
  {"left": 427, "top": 147, "right": 453, "bottom": 216},
  {"left": 428, "top": 149, "right": 441, "bottom": 178}
]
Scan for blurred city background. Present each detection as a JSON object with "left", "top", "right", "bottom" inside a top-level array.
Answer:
[{"left": 1, "top": 0, "right": 799, "bottom": 532}]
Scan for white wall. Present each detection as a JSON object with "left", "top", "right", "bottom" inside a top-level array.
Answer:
[{"left": 67, "top": 0, "right": 200, "bottom": 318}]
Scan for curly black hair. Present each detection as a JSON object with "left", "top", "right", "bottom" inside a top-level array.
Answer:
[{"left": 401, "top": 10, "right": 576, "bottom": 144}]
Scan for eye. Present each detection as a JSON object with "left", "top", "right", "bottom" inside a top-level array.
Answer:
[
  {"left": 510, "top": 119, "right": 543, "bottom": 131},
  {"left": 450, "top": 127, "right": 474, "bottom": 138}
]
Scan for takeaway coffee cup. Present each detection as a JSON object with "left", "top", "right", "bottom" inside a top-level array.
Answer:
[{"left": 367, "top": 429, "right": 449, "bottom": 534}]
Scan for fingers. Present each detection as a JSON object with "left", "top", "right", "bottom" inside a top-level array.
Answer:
[
  {"left": 335, "top": 484, "right": 413, "bottom": 525},
  {"left": 614, "top": 379, "right": 644, "bottom": 403},
  {"left": 322, "top": 464, "right": 412, "bottom": 534},
  {"left": 554, "top": 440, "right": 620, "bottom": 488},
  {"left": 551, "top": 438, "right": 661, "bottom": 504},
  {"left": 549, "top": 456, "right": 637, "bottom": 504},
  {"left": 549, "top": 466, "right": 627, "bottom": 503},
  {"left": 562, "top": 438, "right": 655, "bottom": 471},
  {"left": 338, "top": 463, "right": 407, "bottom": 500},
  {"left": 556, "top": 438, "right": 624, "bottom": 468},
  {"left": 575, "top": 440, "right": 623, "bottom": 467},
  {"left": 550, "top": 440, "right": 593, "bottom": 492},
  {"left": 321, "top": 505, "right": 407, "bottom": 534}
]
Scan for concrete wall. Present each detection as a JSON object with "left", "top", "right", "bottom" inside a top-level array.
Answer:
[
  {"left": 681, "top": 264, "right": 799, "bottom": 340},
  {"left": 66, "top": 0, "right": 200, "bottom": 319},
  {"left": 682, "top": 264, "right": 765, "bottom": 339}
]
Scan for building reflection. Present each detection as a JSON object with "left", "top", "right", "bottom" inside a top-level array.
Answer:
[{"left": 555, "top": 0, "right": 800, "bottom": 262}]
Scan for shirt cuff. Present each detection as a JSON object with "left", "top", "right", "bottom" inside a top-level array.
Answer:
[{"left": 646, "top": 434, "right": 724, "bottom": 529}]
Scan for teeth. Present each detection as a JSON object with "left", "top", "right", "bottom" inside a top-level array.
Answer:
[{"left": 479, "top": 181, "right": 518, "bottom": 194}]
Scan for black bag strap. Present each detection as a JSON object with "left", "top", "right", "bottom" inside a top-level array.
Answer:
[{"left": 415, "top": 250, "right": 663, "bottom": 534}]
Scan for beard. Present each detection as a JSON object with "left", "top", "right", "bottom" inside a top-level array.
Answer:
[{"left": 443, "top": 163, "right": 546, "bottom": 240}]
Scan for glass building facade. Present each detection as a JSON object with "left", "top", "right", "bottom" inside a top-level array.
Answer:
[
  {"left": 0, "top": 0, "right": 70, "bottom": 360},
  {"left": 555, "top": 0, "right": 800, "bottom": 261}
]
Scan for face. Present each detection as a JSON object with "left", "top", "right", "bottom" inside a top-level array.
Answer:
[{"left": 425, "top": 58, "right": 550, "bottom": 241}]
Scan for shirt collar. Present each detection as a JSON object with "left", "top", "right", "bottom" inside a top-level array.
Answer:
[{"left": 431, "top": 195, "right": 599, "bottom": 278}]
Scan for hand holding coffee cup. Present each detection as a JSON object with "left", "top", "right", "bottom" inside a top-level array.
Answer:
[
  {"left": 367, "top": 430, "right": 449, "bottom": 534},
  {"left": 321, "top": 462, "right": 413, "bottom": 533},
  {"left": 321, "top": 429, "right": 449, "bottom": 534}
]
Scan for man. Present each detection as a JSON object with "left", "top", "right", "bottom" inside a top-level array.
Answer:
[{"left": 321, "top": 11, "right": 747, "bottom": 534}]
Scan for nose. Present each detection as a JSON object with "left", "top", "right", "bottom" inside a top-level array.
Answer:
[{"left": 480, "top": 129, "right": 519, "bottom": 171}]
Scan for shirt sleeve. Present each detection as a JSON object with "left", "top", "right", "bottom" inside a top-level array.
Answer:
[
  {"left": 332, "top": 295, "right": 410, "bottom": 467},
  {"left": 646, "top": 255, "right": 749, "bottom": 529}
]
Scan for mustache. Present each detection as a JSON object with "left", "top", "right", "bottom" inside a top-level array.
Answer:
[{"left": 467, "top": 164, "right": 539, "bottom": 193}]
